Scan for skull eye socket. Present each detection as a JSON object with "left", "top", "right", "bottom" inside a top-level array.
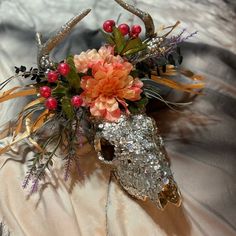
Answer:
[{"left": 100, "top": 138, "right": 115, "bottom": 161}]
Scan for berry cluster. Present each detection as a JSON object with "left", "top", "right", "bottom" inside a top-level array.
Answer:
[
  {"left": 47, "top": 62, "right": 70, "bottom": 83},
  {"left": 39, "top": 62, "right": 83, "bottom": 110},
  {"left": 103, "top": 20, "right": 142, "bottom": 38}
]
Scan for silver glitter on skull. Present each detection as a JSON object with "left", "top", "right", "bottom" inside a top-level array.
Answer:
[{"left": 93, "top": 113, "right": 181, "bottom": 209}]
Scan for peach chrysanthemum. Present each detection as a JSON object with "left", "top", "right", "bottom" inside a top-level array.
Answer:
[
  {"left": 74, "top": 45, "right": 125, "bottom": 73},
  {"left": 80, "top": 54, "right": 143, "bottom": 121}
]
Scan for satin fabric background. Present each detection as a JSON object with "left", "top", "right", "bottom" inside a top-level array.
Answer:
[{"left": 0, "top": 0, "right": 236, "bottom": 235}]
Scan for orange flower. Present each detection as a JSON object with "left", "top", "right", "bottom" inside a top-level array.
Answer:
[{"left": 80, "top": 58, "right": 143, "bottom": 121}]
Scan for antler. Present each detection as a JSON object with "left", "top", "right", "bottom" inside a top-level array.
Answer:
[
  {"left": 114, "top": 0, "right": 155, "bottom": 38},
  {"left": 36, "top": 9, "right": 91, "bottom": 70}
]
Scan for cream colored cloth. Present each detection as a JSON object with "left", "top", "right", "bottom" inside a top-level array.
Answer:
[
  {"left": 1, "top": 0, "right": 236, "bottom": 235},
  {"left": 0, "top": 135, "right": 235, "bottom": 236}
]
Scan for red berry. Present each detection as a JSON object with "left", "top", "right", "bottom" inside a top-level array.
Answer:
[
  {"left": 39, "top": 86, "right": 51, "bottom": 98},
  {"left": 103, "top": 20, "right": 115, "bottom": 33},
  {"left": 71, "top": 95, "right": 83, "bottom": 108},
  {"left": 131, "top": 25, "right": 142, "bottom": 34},
  {"left": 47, "top": 70, "right": 59, "bottom": 83},
  {"left": 118, "top": 23, "right": 130, "bottom": 36},
  {"left": 57, "top": 63, "right": 70, "bottom": 76},
  {"left": 45, "top": 97, "right": 58, "bottom": 110}
]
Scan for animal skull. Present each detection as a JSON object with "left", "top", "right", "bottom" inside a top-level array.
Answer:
[{"left": 94, "top": 113, "right": 181, "bottom": 209}]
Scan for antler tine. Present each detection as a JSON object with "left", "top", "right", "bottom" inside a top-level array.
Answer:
[
  {"left": 114, "top": 0, "right": 155, "bottom": 38},
  {"left": 37, "top": 9, "right": 91, "bottom": 69}
]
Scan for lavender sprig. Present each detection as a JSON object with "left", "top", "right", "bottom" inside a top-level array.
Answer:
[{"left": 30, "top": 177, "right": 39, "bottom": 194}]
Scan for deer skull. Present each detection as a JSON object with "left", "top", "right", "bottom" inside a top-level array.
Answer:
[{"left": 94, "top": 114, "right": 181, "bottom": 209}]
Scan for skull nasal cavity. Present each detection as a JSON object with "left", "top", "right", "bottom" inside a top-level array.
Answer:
[{"left": 100, "top": 138, "right": 115, "bottom": 161}]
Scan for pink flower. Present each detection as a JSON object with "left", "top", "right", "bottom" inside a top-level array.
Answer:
[
  {"left": 74, "top": 49, "right": 101, "bottom": 73},
  {"left": 73, "top": 45, "right": 128, "bottom": 73},
  {"left": 90, "top": 96, "right": 121, "bottom": 121}
]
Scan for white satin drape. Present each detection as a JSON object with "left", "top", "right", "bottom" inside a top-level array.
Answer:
[{"left": 0, "top": 0, "right": 236, "bottom": 235}]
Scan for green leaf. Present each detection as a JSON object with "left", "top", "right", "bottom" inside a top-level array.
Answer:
[
  {"left": 123, "top": 44, "right": 147, "bottom": 56},
  {"left": 126, "top": 96, "right": 149, "bottom": 115},
  {"left": 130, "top": 70, "right": 139, "bottom": 78},
  {"left": 52, "top": 84, "right": 68, "bottom": 96},
  {"left": 122, "top": 38, "right": 143, "bottom": 54},
  {"left": 178, "top": 55, "right": 183, "bottom": 64},
  {"left": 101, "top": 30, "right": 115, "bottom": 45},
  {"left": 112, "top": 27, "right": 126, "bottom": 54},
  {"left": 127, "top": 105, "right": 138, "bottom": 114},
  {"left": 66, "top": 56, "right": 80, "bottom": 92},
  {"left": 61, "top": 96, "right": 74, "bottom": 120},
  {"left": 168, "top": 54, "right": 176, "bottom": 66},
  {"left": 136, "top": 96, "right": 149, "bottom": 110}
]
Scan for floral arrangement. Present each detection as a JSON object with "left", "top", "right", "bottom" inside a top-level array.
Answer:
[{"left": 0, "top": 0, "right": 204, "bottom": 207}]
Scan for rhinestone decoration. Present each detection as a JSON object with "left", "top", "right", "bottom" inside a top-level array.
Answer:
[
  {"left": 39, "top": 55, "right": 54, "bottom": 70},
  {"left": 93, "top": 113, "right": 181, "bottom": 209}
]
